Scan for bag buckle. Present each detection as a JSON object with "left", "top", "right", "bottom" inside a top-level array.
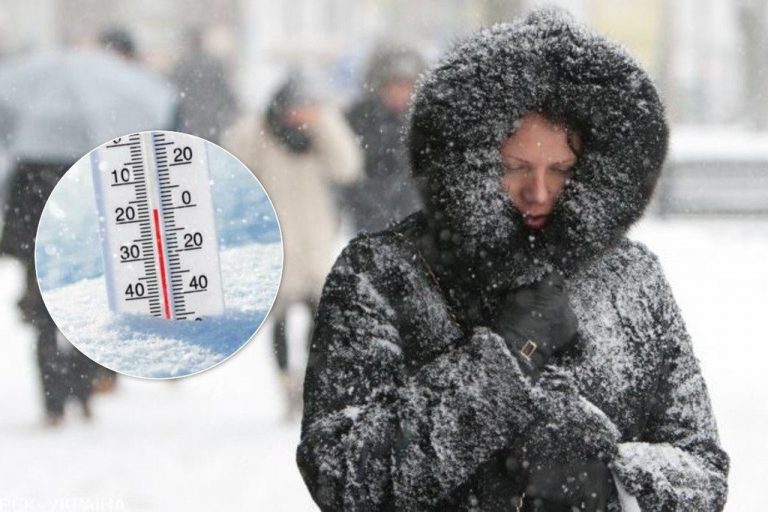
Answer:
[{"left": 520, "top": 340, "right": 537, "bottom": 360}]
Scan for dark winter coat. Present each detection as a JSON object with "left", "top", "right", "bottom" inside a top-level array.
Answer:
[
  {"left": 0, "top": 161, "right": 68, "bottom": 261},
  {"left": 170, "top": 52, "right": 238, "bottom": 144},
  {"left": 1, "top": 160, "right": 103, "bottom": 418},
  {"left": 297, "top": 9, "right": 728, "bottom": 511},
  {"left": 342, "top": 97, "right": 422, "bottom": 233}
]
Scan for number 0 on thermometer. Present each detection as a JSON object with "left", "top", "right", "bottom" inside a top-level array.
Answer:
[{"left": 91, "top": 131, "right": 225, "bottom": 320}]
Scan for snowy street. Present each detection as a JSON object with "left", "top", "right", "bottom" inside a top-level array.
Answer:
[{"left": 1, "top": 217, "right": 766, "bottom": 511}]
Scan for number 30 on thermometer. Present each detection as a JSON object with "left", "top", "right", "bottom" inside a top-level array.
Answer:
[{"left": 91, "top": 131, "right": 225, "bottom": 320}]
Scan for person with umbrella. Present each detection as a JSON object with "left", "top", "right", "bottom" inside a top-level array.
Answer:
[
  {"left": 297, "top": 9, "right": 728, "bottom": 511},
  {"left": 0, "top": 46, "right": 177, "bottom": 425}
]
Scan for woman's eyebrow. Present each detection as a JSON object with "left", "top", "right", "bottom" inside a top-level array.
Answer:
[
  {"left": 501, "top": 154, "right": 532, "bottom": 164},
  {"left": 502, "top": 154, "right": 576, "bottom": 166}
]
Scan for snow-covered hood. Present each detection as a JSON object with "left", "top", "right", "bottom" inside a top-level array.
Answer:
[{"left": 408, "top": 9, "right": 668, "bottom": 286}]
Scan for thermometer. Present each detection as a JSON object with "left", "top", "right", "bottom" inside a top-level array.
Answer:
[{"left": 91, "top": 131, "right": 224, "bottom": 320}]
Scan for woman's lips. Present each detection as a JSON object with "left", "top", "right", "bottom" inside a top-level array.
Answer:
[{"left": 524, "top": 214, "right": 548, "bottom": 229}]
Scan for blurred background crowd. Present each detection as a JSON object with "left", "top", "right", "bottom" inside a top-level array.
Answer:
[{"left": 0, "top": 0, "right": 766, "bottom": 511}]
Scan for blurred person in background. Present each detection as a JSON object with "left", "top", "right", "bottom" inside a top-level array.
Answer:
[
  {"left": 171, "top": 27, "right": 238, "bottom": 144},
  {"left": 0, "top": 159, "right": 99, "bottom": 425},
  {"left": 0, "top": 27, "right": 178, "bottom": 425},
  {"left": 98, "top": 26, "right": 137, "bottom": 61},
  {"left": 0, "top": 28, "right": 142, "bottom": 424},
  {"left": 341, "top": 44, "right": 425, "bottom": 233},
  {"left": 223, "top": 72, "right": 361, "bottom": 420}
]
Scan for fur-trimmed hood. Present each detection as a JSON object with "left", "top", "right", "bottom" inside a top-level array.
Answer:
[{"left": 408, "top": 9, "right": 668, "bottom": 288}]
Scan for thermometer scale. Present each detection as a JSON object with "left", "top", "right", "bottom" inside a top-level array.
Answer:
[{"left": 91, "top": 131, "right": 224, "bottom": 320}]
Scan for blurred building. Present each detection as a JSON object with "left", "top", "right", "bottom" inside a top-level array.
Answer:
[{"left": 0, "top": 0, "right": 764, "bottom": 126}]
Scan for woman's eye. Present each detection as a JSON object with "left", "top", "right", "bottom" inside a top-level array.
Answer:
[
  {"left": 551, "top": 166, "right": 573, "bottom": 176},
  {"left": 503, "top": 164, "right": 526, "bottom": 174}
]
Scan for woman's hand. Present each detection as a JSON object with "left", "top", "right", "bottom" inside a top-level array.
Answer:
[
  {"left": 526, "top": 369, "right": 621, "bottom": 463},
  {"left": 504, "top": 369, "right": 621, "bottom": 499},
  {"left": 494, "top": 272, "right": 578, "bottom": 376}
]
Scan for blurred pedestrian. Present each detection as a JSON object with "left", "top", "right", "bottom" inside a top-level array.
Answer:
[
  {"left": 98, "top": 26, "right": 137, "bottom": 61},
  {"left": 223, "top": 73, "right": 361, "bottom": 420},
  {"left": 0, "top": 47, "right": 178, "bottom": 425},
  {"left": 1, "top": 161, "right": 99, "bottom": 424},
  {"left": 341, "top": 44, "right": 425, "bottom": 233},
  {"left": 170, "top": 28, "right": 238, "bottom": 143}
]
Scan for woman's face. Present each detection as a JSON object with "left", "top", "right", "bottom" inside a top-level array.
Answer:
[{"left": 500, "top": 113, "right": 578, "bottom": 230}]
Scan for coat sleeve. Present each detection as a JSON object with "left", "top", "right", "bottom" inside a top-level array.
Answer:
[
  {"left": 611, "top": 251, "right": 729, "bottom": 511},
  {"left": 221, "top": 115, "right": 275, "bottom": 190},
  {"left": 221, "top": 115, "right": 258, "bottom": 173},
  {"left": 296, "top": 237, "right": 540, "bottom": 510}
]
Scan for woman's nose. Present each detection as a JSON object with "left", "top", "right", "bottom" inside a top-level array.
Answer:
[{"left": 522, "top": 170, "right": 549, "bottom": 204}]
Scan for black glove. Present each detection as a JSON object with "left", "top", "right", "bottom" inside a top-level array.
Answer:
[
  {"left": 494, "top": 272, "right": 578, "bottom": 376},
  {"left": 524, "top": 460, "right": 615, "bottom": 512},
  {"left": 503, "top": 370, "right": 621, "bottom": 506}
]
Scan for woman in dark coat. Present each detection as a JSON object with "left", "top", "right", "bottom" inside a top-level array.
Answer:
[{"left": 297, "top": 10, "right": 728, "bottom": 511}]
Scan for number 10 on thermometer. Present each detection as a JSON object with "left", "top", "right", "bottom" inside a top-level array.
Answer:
[{"left": 91, "top": 132, "right": 225, "bottom": 320}]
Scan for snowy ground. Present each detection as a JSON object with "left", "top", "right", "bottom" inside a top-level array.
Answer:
[
  {"left": 1, "top": 217, "right": 766, "bottom": 511},
  {"left": 42, "top": 242, "right": 282, "bottom": 379}
]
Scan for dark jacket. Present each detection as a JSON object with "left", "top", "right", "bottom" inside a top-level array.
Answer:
[
  {"left": 297, "top": 9, "right": 728, "bottom": 511},
  {"left": 342, "top": 97, "right": 422, "bottom": 233},
  {"left": 0, "top": 160, "right": 68, "bottom": 261},
  {"left": 170, "top": 52, "right": 237, "bottom": 144}
]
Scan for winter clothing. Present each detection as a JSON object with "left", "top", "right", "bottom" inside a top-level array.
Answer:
[
  {"left": 273, "top": 298, "right": 319, "bottom": 371},
  {"left": 36, "top": 319, "right": 97, "bottom": 420},
  {"left": 170, "top": 51, "right": 238, "bottom": 143},
  {"left": 341, "top": 47, "right": 425, "bottom": 233},
  {"left": 297, "top": 9, "right": 728, "bottom": 512},
  {"left": 223, "top": 105, "right": 362, "bottom": 319},
  {"left": 494, "top": 273, "right": 579, "bottom": 376},
  {"left": 342, "top": 98, "right": 422, "bottom": 233},
  {"left": 363, "top": 45, "right": 425, "bottom": 94},
  {"left": 1, "top": 161, "right": 100, "bottom": 420},
  {"left": 0, "top": 161, "right": 65, "bottom": 261},
  {"left": 524, "top": 460, "right": 614, "bottom": 511},
  {"left": 265, "top": 78, "right": 319, "bottom": 154}
]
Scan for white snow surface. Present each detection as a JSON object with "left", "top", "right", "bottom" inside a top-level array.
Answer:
[
  {"left": 42, "top": 242, "right": 282, "bottom": 379},
  {"left": 1, "top": 218, "right": 766, "bottom": 510}
]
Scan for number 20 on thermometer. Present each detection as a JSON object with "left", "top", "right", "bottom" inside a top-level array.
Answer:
[{"left": 91, "top": 131, "right": 225, "bottom": 320}]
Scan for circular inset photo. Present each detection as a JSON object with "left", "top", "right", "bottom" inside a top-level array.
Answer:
[{"left": 35, "top": 131, "right": 283, "bottom": 379}]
